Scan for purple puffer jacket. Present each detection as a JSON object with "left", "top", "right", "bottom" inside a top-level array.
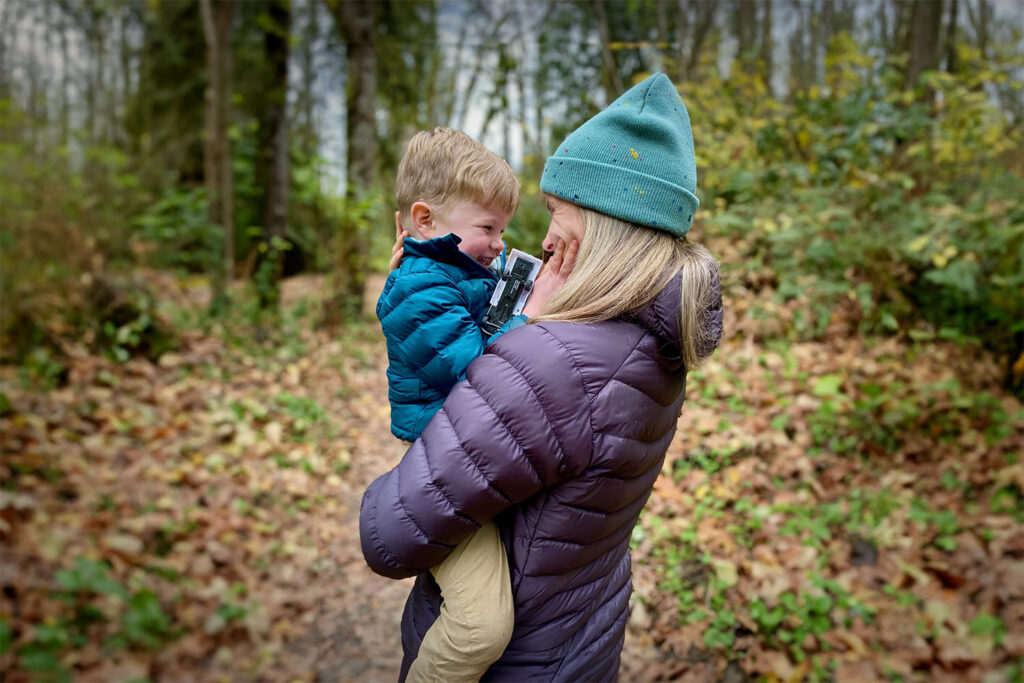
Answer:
[{"left": 360, "top": 271, "right": 723, "bottom": 682}]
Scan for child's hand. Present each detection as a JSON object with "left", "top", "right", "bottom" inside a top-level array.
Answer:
[
  {"left": 523, "top": 238, "right": 578, "bottom": 318},
  {"left": 391, "top": 211, "right": 410, "bottom": 272}
]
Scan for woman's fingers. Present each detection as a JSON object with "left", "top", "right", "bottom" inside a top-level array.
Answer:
[
  {"left": 547, "top": 239, "right": 565, "bottom": 273},
  {"left": 389, "top": 246, "right": 404, "bottom": 272},
  {"left": 390, "top": 221, "right": 409, "bottom": 272},
  {"left": 561, "top": 240, "right": 579, "bottom": 276}
]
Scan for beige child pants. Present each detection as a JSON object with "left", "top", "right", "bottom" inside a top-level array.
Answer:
[{"left": 405, "top": 521, "right": 514, "bottom": 683}]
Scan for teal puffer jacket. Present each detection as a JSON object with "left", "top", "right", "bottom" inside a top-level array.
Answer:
[{"left": 376, "top": 233, "right": 504, "bottom": 441}]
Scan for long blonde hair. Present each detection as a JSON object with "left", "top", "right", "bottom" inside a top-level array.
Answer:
[{"left": 531, "top": 207, "right": 720, "bottom": 369}]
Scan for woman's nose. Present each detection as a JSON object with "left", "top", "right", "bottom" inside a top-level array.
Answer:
[{"left": 541, "top": 229, "right": 555, "bottom": 253}]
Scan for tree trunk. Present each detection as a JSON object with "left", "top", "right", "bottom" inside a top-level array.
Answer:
[
  {"left": 788, "top": 0, "right": 808, "bottom": 97},
  {"left": 201, "top": 0, "right": 218, "bottom": 221},
  {"left": 60, "top": 10, "right": 70, "bottom": 147},
  {"left": 686, "top": 1, "right": 717, "bottom": 82},
  {"left": 219, "top": 2, "right": 234, "bottom": 280},
  {"left": 85, "top": 17, "right": 97, "bottom": 142},
  {"left": 251, "top": 0, "right": 290, "bottom": 311},
  {"left": 0, "top": 0, "right": 11, "bottom": 104},
  {"left": 654, "top": 0, "right": 669, "bottom": 74},
  {"left": 119, "top": 9, "right": 132, "bottom": 148},
  {"left": 594, "top": 0, "right": 624, "bottom": 102},
  {"left": 322, "top": 0, "right": 377, "bottom": 327},
  {"left": 817, "top": 0, "right": 835, "bottom": 85},
  {"left": 905, "top": 0, "right": 944, "bottom": 95},
  {"left": 294, "top": 1, "right": 318, "bottom": 162},
  {"left": 944, "top": 0, "right": 959, "bottom": 74},
  {"left": 443, "top": 16, "right": 468, "bottom": 126},
  {"left": 965, "top": 0, "right": 991, "bottom": 60},
  {"left": 760, "top": 0, "right": 774, "bottom": 97},
  {"left": 733, "top": 0, "right": 757, "bottom": 73},
  {"left": 892, "top": 0, "right": 913, "bottom": 61},
  {"left": 200, "top": 0, "right": 235, "bottom": 312},
  {"left": 27, "top": 7, "right": 40, "bottom": 154}
]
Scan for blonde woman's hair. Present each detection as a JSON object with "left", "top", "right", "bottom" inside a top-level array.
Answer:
[
  {"left": 531, "top": 207, "right": 721, "bottom": 369},
  {"left": 395, "top": 128, "right": 520, "bottom": 233}
]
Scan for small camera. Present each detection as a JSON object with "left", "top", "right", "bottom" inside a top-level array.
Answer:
[{"left": 481, "top": 249, "right": 543, "bottom": 336}]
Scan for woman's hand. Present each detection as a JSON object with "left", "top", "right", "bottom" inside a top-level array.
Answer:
[
  {"left": 523, "top": 238, "right": 578, "bottom": 318},
  {"left": 390, "top": 211, "right": 410, "bottom": 272}
]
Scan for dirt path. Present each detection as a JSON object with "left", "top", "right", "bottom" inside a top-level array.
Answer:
[
  {"left": 264, "top": 301, "right": 412, "bottom": 682},
  {"left": 280, "top": 438, "right": 410, "bottom": 683}
]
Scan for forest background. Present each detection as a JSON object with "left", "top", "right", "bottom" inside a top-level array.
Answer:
[{"left": 1, "top": 0, "right": 1023, "bottom": 681}]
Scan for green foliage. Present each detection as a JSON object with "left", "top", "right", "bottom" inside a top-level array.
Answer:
[
  {"left": 118, "top": 590, "right": 175, "bottom": 650},
  {"left": 0, "top": 101, "right": 152, "bottom": 365},
  {"left": 125, "top": 0, "right": 207, "bottom": 184},
  {"left": 251, "top": 234, "right": 293, "bottom": 311},
  {"left": 747, "top": 576, "right": 875, "bottom": 662},
  {"left": 802, "top": 375, "right": 1011, "bottom": 457},
  {"left": 671, "top": 441, "right": 749, "bottom": 479},
  {"left": 909, "top": 499, "right": 961, "bottom": 551},
  {"left": 505, "top": 189, "right": 551, "bottom": 256},
  {"left": 703, "top": 609, "right": 737, "bottom": 650},
  {"left": 0, "top": 616, "right": 11, "bottom": 655},
  {"left": 989, "top": 484, "right": 1024, "bottom": 522},
  {"left": 691, "top": 44, "right": 1023, "bottom": 365},
  {"left": 0, "top": 100, "right": 175, "bottom": 371},
  {"left": 969, "top": 612, "right": 1007, "bottom": 648},
  {"left": 274, "top": 392, "right": 326, "bottom": 436},
  {"left": 56, "top": 557, "right": 129, "bottom": 599},
  {"left": 14, "top": 557, "right": 177, "bottom": 679},
  {"left": 774, "top": 488, "right": 907, "bottom": 550},
  {"left": 18, "top": 348, "right": 68, "bottom": 390},
  {"left": 135, "top": 187, "right": 223, "bottom": 273}
]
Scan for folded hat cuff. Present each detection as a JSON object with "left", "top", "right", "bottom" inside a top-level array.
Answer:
[{"left": 539, "top": 157, "right": 699, "bottom": 237}]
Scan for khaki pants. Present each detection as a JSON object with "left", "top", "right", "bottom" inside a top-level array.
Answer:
[{"left": 406, "top": 521, "right": 514, "bottom": 683}]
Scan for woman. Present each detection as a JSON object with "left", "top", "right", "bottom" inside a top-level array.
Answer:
[{"left": 360, "top": 72, "right": 723, "bottom": 682}]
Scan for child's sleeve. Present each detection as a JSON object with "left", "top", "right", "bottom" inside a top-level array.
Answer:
[{"left": 386, "top": 274, "right": 490, "bottom": 395}]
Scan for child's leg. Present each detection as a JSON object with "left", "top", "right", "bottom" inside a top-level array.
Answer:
[{"left": 406, "top": 521, "right": 513, "bottom": 683}]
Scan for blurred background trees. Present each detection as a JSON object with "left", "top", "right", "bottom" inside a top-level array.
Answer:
[{"left": 1, "top": 0, "right": 1021, "bottom": 386}]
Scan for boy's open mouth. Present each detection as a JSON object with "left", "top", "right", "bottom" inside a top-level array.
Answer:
[{"left": 477, "top": 257, "right": 494, "bottom": 266}]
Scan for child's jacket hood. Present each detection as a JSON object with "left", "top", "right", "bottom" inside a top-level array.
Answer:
[{"left": 402, "top": 233, "right": 499, "bottom": 278}]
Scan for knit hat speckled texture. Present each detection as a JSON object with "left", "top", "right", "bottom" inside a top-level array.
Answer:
[{"left": 539, "top": 72, "right": 699, "bottom": 237}]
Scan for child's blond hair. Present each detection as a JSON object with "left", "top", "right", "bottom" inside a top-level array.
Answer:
[{"left": 395, "top": 128, "right": 519, "bottom": 233}]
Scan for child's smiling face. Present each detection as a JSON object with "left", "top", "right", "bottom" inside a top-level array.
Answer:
[{"left": 433, "top": 201, "right": 511, "bottom": 269}]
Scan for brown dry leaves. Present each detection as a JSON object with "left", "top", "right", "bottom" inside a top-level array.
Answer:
[
  {"left": 620, "top": 245, "right": 1024, "bottom": 681},
  {"left": 1, "top": 296, "right": 408, "bottom": 681},
  {"left": 2, "top": 267, "right": 1023, "bottom": 682}
]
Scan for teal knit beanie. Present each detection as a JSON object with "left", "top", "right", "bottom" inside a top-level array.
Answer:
[{"left": 539, "top": 72, "right": 699, "bottom": 237}]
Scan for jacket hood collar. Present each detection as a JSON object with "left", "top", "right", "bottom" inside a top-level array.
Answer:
[
  {"left": 629, "top": 268, "right": 723, "bottom": 366},
  {"left": 631, "top": 272, "right": 685, "bottom": 362},
  {"left": 403, "top": 234, "right": 495, "bottom": 278}
]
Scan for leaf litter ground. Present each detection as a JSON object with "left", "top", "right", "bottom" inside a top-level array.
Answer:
[{"left": 1, "top": 268, "right": 1021, "bottom": 682}]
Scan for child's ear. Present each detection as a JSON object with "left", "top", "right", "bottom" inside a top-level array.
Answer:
[{"left": 410, "top": 201, "right": 436, "bottom": 239}]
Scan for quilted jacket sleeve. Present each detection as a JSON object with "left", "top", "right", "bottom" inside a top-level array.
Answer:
[
  {"left": 359, "top": 323, "right": 594, "bottom": 579},
  {"left": 384, "top": 272, "right": 491, "bottom": 393}
]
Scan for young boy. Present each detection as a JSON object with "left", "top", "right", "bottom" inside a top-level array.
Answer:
[{"left": 375, "top": 127, "right": 518, "bottom": 682}]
